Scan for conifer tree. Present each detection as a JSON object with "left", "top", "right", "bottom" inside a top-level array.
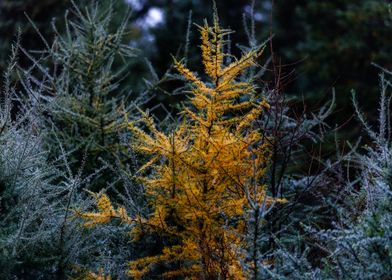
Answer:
[
  {"left": 79, "top": 12, "right": 288, "bottom": 278},
  {"left": 1, "top": 4, "right": 146, "bottom": 277},
  {"left": 21, "top": 2, "right": 141, "bottom": 191}
]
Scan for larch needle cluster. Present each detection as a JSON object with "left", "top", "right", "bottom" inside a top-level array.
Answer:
[{"left": 80, "top": 13, "right": 279, "bottom": 279}]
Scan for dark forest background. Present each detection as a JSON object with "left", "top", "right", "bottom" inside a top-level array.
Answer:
[{"left": 1, "top": 0, "right": 391, "bottom": 144}]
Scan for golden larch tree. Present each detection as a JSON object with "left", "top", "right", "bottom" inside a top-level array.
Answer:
[{"left": 79, "top": 13, "right": 283, "bottom": 279}]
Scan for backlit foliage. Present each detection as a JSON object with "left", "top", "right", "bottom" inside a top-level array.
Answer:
[
  {"left": 77, "top": 192, "right": 132, "bottom": 228},
  {"left": 72, "top": 267, "right": 113, "bottom": 280},
  {"left": 80, "top": 12, "right": 282, "bottom": 279}
]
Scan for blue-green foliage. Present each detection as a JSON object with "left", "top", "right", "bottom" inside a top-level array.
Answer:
[
  {"left": 0, "top": 2, "right": 144, "bottom": 278},
  {"left": 316, "top": 71, "right": 392, "bottom": 279}
]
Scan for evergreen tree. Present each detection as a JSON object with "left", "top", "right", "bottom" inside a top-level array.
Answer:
[
  {"left": 1, "top": 3, "right": 144, "bottom": 278},
  {"left": 21, "top": 1, "right": 144, "bottom": 191}
]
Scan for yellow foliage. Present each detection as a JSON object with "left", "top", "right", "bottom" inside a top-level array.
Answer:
[
  {"left": 71, "top": 267, "right": 112, "bottom": 280},
  {"left": 78, "top": 191, "right": 132, "bottom": 228},
  {"left": 85, "top": 269, "right": 112, "bottom": 280},
  {"left": 79, "top": 14, "right": 285, "bottom": 279}
]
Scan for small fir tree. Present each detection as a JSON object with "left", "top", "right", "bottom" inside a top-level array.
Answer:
[{"left": 21, "top": 1, "right": 139, "bottom": 191}]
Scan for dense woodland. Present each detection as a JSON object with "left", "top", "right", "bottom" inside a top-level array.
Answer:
[{"left": 1, "top": 0, "right": 392, "bottom": 279}]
